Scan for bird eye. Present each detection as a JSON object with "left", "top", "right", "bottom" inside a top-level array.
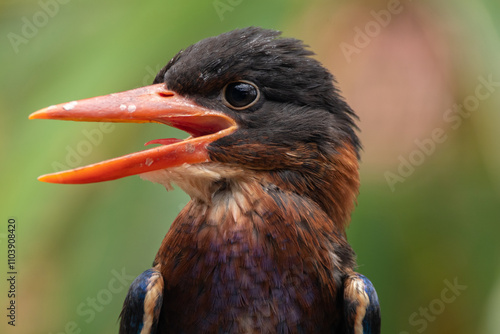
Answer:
[{"left": 222, "top": 80, "right": 260, "bottom": 110}]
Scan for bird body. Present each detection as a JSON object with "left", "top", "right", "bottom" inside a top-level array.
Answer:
[
  {"left": 151, "top": 169, "right": 353, "bottom": 332},
  {"left": 31, "top": 27, "right": 380, "bottom": 333}
]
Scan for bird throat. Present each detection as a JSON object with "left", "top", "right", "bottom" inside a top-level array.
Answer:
[{"left": 149, "top": 166, "right": 356, "bottom": 332}]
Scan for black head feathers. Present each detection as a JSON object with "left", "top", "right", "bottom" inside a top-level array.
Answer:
[{"left": 154, "top": 27, "right": 360, "bottom": 158}]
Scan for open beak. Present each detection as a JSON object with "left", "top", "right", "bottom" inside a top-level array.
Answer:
[{"left": 29, "top": 83, "right": 237, "bottom": 184}]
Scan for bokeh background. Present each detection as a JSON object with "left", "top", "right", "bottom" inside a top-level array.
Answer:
[{"left": 1, "top": 0, "right": 500, "bottom": 333}]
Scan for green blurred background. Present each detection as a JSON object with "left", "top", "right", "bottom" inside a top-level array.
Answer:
[{"left": 1, "top": 0, "right": 500, "bottom": 333}]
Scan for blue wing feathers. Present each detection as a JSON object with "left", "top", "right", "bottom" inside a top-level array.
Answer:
[
  {"left": 118, "top": 268, "right": 378, "bottom": 334},
  {"left": 343, "top": 273, "right": 381, "bottom": 334},
  {"left": 119, "top": 267, "right": 164, "bottom": 334}
]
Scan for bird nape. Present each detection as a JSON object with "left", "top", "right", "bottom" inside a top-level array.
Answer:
[{"left": 30, "top": 27, "right": 380, "bottom": 334}]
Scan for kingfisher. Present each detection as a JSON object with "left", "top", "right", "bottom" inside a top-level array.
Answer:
[{"left": 30, "top": 27, "right": 380, "bottom": 333}]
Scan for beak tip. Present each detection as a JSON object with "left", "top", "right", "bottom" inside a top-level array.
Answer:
[
  {"left": 38, "top": 173, "right": 61, "bottom": 183},
  {"left": 37, "top": 175, "right": 50, "bottom": 183},
  {"left": 29, "top": 110, "right": 46, "bottom": 120},
  {"left": 30, "top": 104, "right": 61, "bottom": 120}
]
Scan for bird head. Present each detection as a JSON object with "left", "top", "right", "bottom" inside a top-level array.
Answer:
[{"left": 30, "top": 27, "right": 360, "bottom": 226}]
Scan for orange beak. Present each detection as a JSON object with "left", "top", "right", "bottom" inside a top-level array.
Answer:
[{"left": 29, "top": 83, "right": 237, "bottom": 184}]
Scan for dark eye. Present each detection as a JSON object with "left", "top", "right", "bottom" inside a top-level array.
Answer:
[{"left": 222, "top": 80, "right": 260, "bottom": 110}]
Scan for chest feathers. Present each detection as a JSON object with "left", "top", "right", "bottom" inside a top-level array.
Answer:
[{"left": 148, "top": 169, "right": 356, "bottom": 333}]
